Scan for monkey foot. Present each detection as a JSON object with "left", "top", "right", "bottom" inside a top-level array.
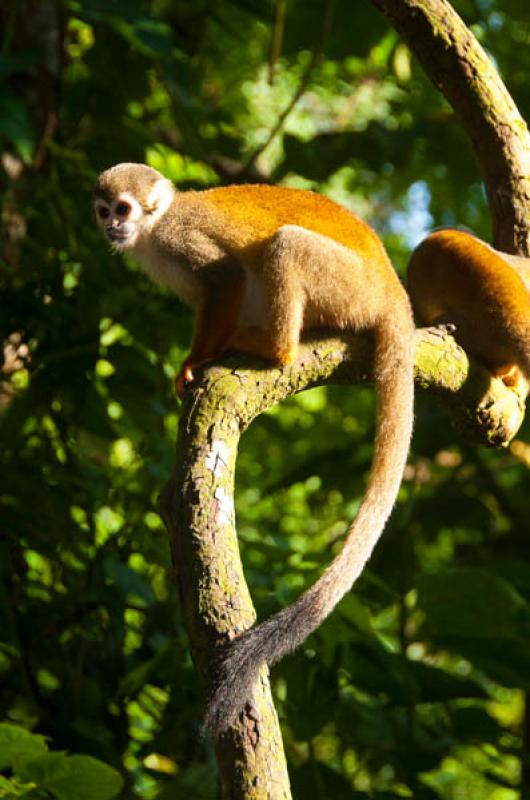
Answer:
[
  {"left": 175, "top": 363, "right": 195, "bottom": 399},
  {"left": 494, "top": 363, "right": 528, "bottom": 395},
  {"left": 274, "top": 345, "right": 298, "bottom": 366}
]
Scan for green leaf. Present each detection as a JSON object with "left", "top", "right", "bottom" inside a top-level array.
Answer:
[
  {"left": 17, "top": 753, "right": 123, "bottom": 800},
  {"left": 103, "top": 557, "right": 155, "bottom": 604},
  {"left": 0, "top": 775, "right": 38, "bottom": 799},
  {"left": 442, "top": 635, "right": 530, "bottom": 691},
  {"left": 418, "top": 567, "right": 527, "bottom": 638},
  {"left": 0, "top": 724, "right": 48, "bottom": 771},
  {"left": 449, "top": 706, "right": 502, "bottom": 743},
  {"left": 407, "top": 658, "right": 485, "bottom": 702},
  {"left": 118, "top": 652, "right": 163, "bottom": 697},
  {"left": 337, "top": 594, "right": 373, "bottom": 632},
  {"left": 0, "top": 89, "right": 34, "bottom": 162}
]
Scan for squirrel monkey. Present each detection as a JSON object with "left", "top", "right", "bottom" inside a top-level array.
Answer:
[
  {"left": 94, "top": 162, "right": 415, "bottom": 735},
  {"left": 407, "top": 229, "right": 530, "bottom": 396}
]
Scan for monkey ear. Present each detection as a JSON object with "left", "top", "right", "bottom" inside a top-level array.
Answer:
[{"left": 146, "top": 178, "right": 174, "bottom": 217}]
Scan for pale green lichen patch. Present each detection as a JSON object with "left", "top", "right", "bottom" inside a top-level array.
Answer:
[{"left": 413, "top": 329, "right": 468, "bottom": 392}]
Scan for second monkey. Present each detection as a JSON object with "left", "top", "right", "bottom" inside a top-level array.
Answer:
[{"left": 408, "top": 228, "right": 530, "bottom": 396}]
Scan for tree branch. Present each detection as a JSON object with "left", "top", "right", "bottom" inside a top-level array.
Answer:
[
  {"left": 158, "top": 328, "right": 524, "bottom": 797},
  {"left": 369, "top": 0, "right": 530, "bottom": 254}
]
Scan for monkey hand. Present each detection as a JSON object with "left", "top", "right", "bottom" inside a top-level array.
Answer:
[{"left": 175, "top": 361, "right": 195, "bottom": 399}]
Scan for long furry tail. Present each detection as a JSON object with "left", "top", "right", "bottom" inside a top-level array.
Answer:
[{"left": 203, "top": 315, "right": 415, "bottom": 736}]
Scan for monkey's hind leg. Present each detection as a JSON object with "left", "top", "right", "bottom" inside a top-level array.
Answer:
[{"left": 231, "top": 230, "right": 306, "bottom": 366}]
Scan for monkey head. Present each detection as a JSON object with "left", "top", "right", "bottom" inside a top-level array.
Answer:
[{"left": 94, "top": 162, "right": 174, "bottom": 251}]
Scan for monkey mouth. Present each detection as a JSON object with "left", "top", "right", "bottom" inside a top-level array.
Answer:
[
  {"left": 106, "top": 229, "right": 135, "bottom": 250},
  {"left": 107, "top": 230, "right": 130, "bottom": 243}
]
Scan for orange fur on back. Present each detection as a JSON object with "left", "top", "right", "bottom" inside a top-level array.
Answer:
[
  {"left": 200, "top": 184, "right": 387, "bottom": 265},
  {"left": 408, "top": 229, "right": 530, "bottom": 387}
]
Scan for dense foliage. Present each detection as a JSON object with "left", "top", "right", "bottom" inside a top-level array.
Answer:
[{"left": 1, "top": 1, "right": 530, "bottom": 797}]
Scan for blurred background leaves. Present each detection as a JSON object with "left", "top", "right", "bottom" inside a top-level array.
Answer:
[{"left": 1, "top": 0, "right": 530, "bottom": 797}]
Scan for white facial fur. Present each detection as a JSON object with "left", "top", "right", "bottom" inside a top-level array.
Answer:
[
  {"left": 95, "top": 178, "right": 174, "bottom": 252},
  {"left": 95, "top": 192, "right": 143, "bottom": 251}
]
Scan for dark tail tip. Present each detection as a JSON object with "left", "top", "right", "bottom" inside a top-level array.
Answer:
[
  {"left": 202, "top": 631, "right": 264, "bottom": 737},
  {"left": 203, "top": 597, "right": 321, "bottom": 736}
]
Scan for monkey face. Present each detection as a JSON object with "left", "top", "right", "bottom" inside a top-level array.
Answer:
[
  {"left": 94, "top": 163, "right": 175, "bottom": 252},
  {"left": 94, "top": 193, "right": 143, "bottom": 251}
]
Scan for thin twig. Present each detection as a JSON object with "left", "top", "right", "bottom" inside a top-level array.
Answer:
[
  {"left": 244, "top": 0, "right": 335, "bottom": 171},
  {"left": 269, "top": 0, "right": 287, "bottom": 85}
]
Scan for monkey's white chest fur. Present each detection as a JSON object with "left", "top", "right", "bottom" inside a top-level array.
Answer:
[
  {"left": 237, "top": 271, "right": 268, "bottom": 328},
  {"left": 132, "top": 241, "right": 200, "bottom": 306}
]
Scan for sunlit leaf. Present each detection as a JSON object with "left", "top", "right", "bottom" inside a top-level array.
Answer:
[{"left": 17, "top": 753, "right": 122, "bottom": 800}]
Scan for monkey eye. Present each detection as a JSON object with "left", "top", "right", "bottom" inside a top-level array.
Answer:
[
  {"left": 115, "top": 201, "right": 131, "bottom": 217},
  {"left": 97, "top": 206, "right": 110, "bottom": 220}
]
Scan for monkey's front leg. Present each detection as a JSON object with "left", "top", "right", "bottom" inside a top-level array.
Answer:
[{"left": 176, "top": 270, "right": 244, "bottom": 398}]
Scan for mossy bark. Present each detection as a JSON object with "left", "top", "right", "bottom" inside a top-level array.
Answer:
[
  {"left": 369, "top": 0, "right": 530, "bottom": 254},
  {"left": 158, "top": 329, "right": 525, "bottom": 799},
  {"left": 413, "top": 327, "right": 526, "bottom": 446}
]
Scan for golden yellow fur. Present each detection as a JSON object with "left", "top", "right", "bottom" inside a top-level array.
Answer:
[{"left": 408, "top": 229, "right": 530, "bottom": 394}]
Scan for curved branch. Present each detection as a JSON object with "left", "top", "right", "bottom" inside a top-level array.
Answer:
[
  {"left": 158, "top": 329, "right": 524, "bottom": 796},
  {"left": 369, "top": 0, "right": 530, "bottom": 254}
]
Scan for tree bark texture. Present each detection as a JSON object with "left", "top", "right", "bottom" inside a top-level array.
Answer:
[
  {"left": 369, "top": 0, "right": 530, "bottom": 255},
  {"left": 158, "top": 329, "right": 525, "bottom": 799}
]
